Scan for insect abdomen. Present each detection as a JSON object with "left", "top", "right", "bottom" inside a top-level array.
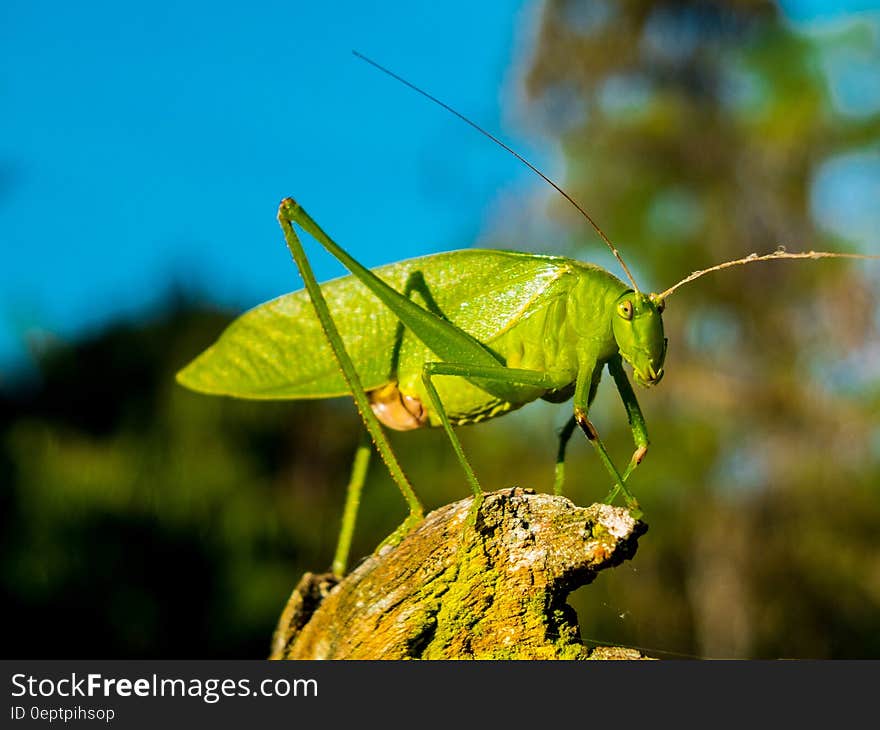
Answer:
[{"left": 369, "top": 383, "right": 429, "bottom": 431}]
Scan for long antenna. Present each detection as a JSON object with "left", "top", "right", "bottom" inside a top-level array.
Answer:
[
  {"left": 352, "top": 50, "right": 641, "bottom": 292},
  {"left": 659, "top": 249, "right": 880, "bottom": 300}
]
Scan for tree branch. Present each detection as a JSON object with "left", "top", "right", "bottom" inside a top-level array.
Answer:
[{"left": 271, "top": 487, "right": 647, "bottom": 659}]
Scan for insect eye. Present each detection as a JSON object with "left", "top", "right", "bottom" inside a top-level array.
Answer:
[{"left": 618, "top": 300, "right": 633, "bottom": 320}]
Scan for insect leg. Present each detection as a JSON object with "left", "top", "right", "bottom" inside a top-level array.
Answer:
[
  {"left": 331, "top": 431, "right": 372, "bottom": 577},
  {"left": 280, "top": 199, "right": 510, "bottom": 392},
  {"left": 573, "top": 361, "right": 640, "bottom": 511},
  {"left": 604, "top": 354, "right": 649, "bottom": 503},
  {"left": 388, "top": 269, "right": 449, "bottom": 382},
  {"left": 554, "top": 415, "right": 577, "bottom": 495},
  {"left": 420, "top": 366, "right": 481, "bottom": 501},
  {"left": 277, "top": 201, "right": 424, "bottom": 529},
  {"left": 421, "top": 361, "right": 571, "bottom": 501}
]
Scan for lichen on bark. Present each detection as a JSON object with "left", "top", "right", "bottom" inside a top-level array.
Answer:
[{"left": 271, "top": 487, "right": 647, "bottom": 660}]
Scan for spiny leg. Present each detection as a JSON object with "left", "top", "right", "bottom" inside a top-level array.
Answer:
[
  {"left": 554, "top": 415, "right": 577, "bottom": 496},
  {"left": 282, "top": 199, "right": 511, "bottom": 393},
  {"left": 388, "top": 270, "right": 450, "bottom": 382},
  {"left": 574, "top": 410, "right": 638, "bottom": 509},
  {"left": 331, "top": 431, "right": 372, "bottom": 577},
  {"left": 420, "top": 368, "right": 481, "bottom": 501},
  {"left": 278, "top": 200, "right": 424, "bottom": 539},
  {"left": 573, "top": 358, "right": 639, "bottom": 511},
  {"left": 421, "top": 361, "right": 571, "bottom": 517},
  {"left": 556, "top": 363, "right": 602, "bottom": 496},
  {"left": 604, "top": 354, "right": 649, "bottom": 503}
]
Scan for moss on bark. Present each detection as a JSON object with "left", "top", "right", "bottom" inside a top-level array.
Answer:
[{"left": 271, "top": 488, "right": 647, "bottom": 660}]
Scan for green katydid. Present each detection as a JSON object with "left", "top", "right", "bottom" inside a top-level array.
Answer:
[{"left": 176, "top": 57, "right": 879, "bottom": 577}]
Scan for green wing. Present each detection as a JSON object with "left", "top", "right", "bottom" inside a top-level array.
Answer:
[{"left": 176, "top": 249, "right": 576, "bottom": 399}]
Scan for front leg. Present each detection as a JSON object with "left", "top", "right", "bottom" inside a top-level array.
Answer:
[
  {"left": 604, "top": 354, "right": 649, "bottom": 502},
  {"left": 573, "top": 356, "right": 640, "bottom": 511}
]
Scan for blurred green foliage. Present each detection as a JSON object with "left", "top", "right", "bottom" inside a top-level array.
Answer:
[
  {"left": 2, "top": 0, "right": 878, "bottom": 658},
  {"left": 516, "top": 0, "right": 880, "bottom": 658}
]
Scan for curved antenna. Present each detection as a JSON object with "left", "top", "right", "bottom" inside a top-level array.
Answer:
[
  {"left": 352, "top": 50, "right": 641, "bottom": 292},
  {"left": 659, "top": 249, "right": 880, "bottom": 301}
]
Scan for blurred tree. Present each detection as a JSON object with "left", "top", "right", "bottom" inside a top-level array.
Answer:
[
  {"left": 0, "top": 303, "right": 372, "bottom": 657},
  {"left": 516, "top": 0, "right": 880, "bottom": 657}
]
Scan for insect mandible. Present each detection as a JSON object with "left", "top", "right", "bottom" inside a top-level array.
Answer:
[{"left": 176, "top": 55, "right": 879, "bottom": 576}]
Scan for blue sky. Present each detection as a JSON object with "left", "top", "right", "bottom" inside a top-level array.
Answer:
[
  {"left": 0, "top": 1, "right": 545, "bottom": 377},
  {"left": 1, "top": 1, "right": 878, "bottom": 380}
]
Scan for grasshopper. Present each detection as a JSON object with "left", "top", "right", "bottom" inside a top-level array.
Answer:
[{"left": 177, "top": 57, "right": 878, "bottom": 576}]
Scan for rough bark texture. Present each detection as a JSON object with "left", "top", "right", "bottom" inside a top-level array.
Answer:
[{"left": 270, "top": 487, "right": 648, "bottom": 660}]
